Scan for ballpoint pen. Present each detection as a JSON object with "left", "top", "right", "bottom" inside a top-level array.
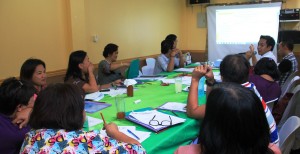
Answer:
[
  {"left": 100, "top": 112, "right": 106, "bottom": 125},
  {"left": 171, "top": 110, "right": 178, "bottom": 117},
  {"left": 127, "top": 129, "right": 140, "bottom": 140}
]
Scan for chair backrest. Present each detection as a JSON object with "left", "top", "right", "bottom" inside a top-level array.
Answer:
[
  {"left": 280, "top": 77, "right": 300, "bottom": 100},
  {"left": 146, "top": 58, "right": 156, "bottom": 68},
  {"left": 266, "top": 98, "right": 278, "bottom": 113},
  {"left": 278, "top": 90, "right": 300, "bottom": 131},
  {"left": 279, "top": 116, "right": 300, "bottom": 154},
  {"left": 281, "top": 71, "right": 299, "bottom": 98},
  {"left": 126, "top": 59, "right": 140, "bottom": 79},
  {"left": 141, "top": 66, "right": 154, "bottom": 75}
]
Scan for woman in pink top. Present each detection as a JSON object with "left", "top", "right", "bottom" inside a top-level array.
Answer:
[{"left": 175, "top": 83, "right": 281, "bottom": 154}]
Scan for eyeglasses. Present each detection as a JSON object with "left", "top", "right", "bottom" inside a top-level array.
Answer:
[{"left": 149, "top": 115, "right": 172, "bottom": 126}]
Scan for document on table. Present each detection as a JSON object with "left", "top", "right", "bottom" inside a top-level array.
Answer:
[
  {"left": 85, "top": 91, "right": 104, "bottom": 101},
  {"left": 100, "top": 126, "right": 151, "bottom": 143},
  {"left": 158, "top": 102, "right": 187, "bottom": 112},
  {"left": 127, "top": 110, "right": 186, "bottom": 132},
  {"left": 86, "top": 116, "right": 103, "bottom": 127},
  {"left": 160, "top": 76, "right": 191, "bottom": 85},
  {"left": 134, "top": 76, "right": 166, "bottom": 81},
  {"left": 174, "top": 68, "right": 194, "bottom": 73},
  {"left": 100, "top": 88, "right": 127, "bottom": 96}
]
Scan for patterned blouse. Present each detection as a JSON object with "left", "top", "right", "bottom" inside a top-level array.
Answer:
[{"left": 20, "top": 129, "right": 146, "bottom": 154}]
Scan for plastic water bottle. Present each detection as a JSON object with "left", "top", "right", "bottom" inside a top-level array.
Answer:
[{"left": 198, "top": 77, "right": 205, "bottom": 97}]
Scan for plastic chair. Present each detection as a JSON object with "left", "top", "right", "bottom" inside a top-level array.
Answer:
[
  {"left": 125, "top": 59, "right": 140, "bottom": 79},
  {"left": 281, "top": 71, "right": 299, "bottom": 98},
  {"left": 280, "top": 77, "right": 300, "bottom": 101},
  {"left": 146, "top": 58, "right": 156, "bottom": 68},
  {"left": 141, "top": 66, "right": 154, "bottom": 75},
  {"left": 266, "top": 98, "right": 278, "bottom": 112},
  {"left": 278, "top": 90, "right": 300, "bottom": 131},
  {"left": 279, "top": 116, "right": 300, "bottom": 154}
]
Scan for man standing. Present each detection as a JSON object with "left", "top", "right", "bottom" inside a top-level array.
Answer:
[
  {"left": 246, "top": 35, "right": 277, "bottom": 65},
  {"left": 278, "top": 40, "right": 298, "bottom": 86}
]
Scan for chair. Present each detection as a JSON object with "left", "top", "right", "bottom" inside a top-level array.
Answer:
[
  {"left": 146, "top": 58, "right": 156, "bottom": 68},
  {"left": 142, "top": 66, "right": 154, "bottom": 75},
  {"left": 281, "top": 71, "right": 299, "bottom": 98},
  {"left": 280, "top": 77, "right": 300, "bottom": 100},
  {"left": 141, "top": 58, "right": 156, "bottom": 75},
  {"left": 266, "top": 98, "right": 278, "bottom": 112},
  {"left": 278, "top": 90, "right": 300, "bottom": 131},
  {"left": 125, "top": 59, "right": 140, "bottom": 79},
  {"left": 279, "top": 116, "right": 300, "bottom": 154}
]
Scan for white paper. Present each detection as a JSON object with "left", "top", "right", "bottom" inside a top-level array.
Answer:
[
  {"left": 129, "top": 110, "right": 186, "bottom": 130},
  {"left": 159, "top": 102, "right": 187, "bottom": 112},
  {"left": 86, "top": 116, "right": 103, "bottom": 127},
  {"left": 134, "top": 76, "right": 166, "bottom": 81},
  {"left": 85, "top": 92, "right": 104, "bottom": 101},
  {"left": 100, "top": 126, "right": 151, "bottom": 143},
  {"left": 213, "top": 72, "right": 222, "bottom": 82},
  {"left": 124, "top": 79, "right": 137, "bottom": 86},
  {"left": 183, "top": 85, "right": 207, "bottom": 92},
  {"left": 160, "top": 79, "right": 175, "bottom": 84},
  {"left": 174, "top": 68, "right": 195, "bottom": 73}
]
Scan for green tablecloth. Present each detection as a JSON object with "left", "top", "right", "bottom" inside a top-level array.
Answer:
[{"left": 85, "top": 72, "right": 206, "bottom": 154}]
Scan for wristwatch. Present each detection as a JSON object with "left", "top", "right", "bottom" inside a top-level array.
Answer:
[{"left": 206, "top": 78, "right": 216, "bottom": 87}]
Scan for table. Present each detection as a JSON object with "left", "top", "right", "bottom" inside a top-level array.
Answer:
[{"left": 86, "top": 71, "right": 206, "bottom": 154}]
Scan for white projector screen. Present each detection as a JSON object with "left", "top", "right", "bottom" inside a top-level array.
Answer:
[{"left": 207, "top": 2, "right": 282, "bottom": 61}]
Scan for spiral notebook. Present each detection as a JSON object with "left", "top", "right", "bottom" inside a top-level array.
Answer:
[{"left": 125, "top": 108, "right": 186, "bottom": 132}]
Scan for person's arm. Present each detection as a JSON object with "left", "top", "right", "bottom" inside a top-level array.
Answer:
[
  {"left": 268, "top": 143, "right": 281, "bottom": 154},
  {"left": 105, "top": 122, "right": 140, "bottom": 145},
  {"left": 186, "top": 66, "right": 208, "bottom": 119},
  {"left": 204, "top": 66, "right": 215, "bottom": 97},
  {"left": 245, "top": 44, "right": 258, "bottom": 66},
  {"left": 166, "top": 50, "right": 177, "bottom": 72},
  {"left": 110, "top": 62, "right": 130, "bottom": 71},
  {"left": 12, "top": 107, "right": 32, "bottom": 129},
  {"left": 82, "top": 63, "right": 99, "bottom": 93},
  {"left": 177, "top": 49, "right": 185, "bottom": 68}
]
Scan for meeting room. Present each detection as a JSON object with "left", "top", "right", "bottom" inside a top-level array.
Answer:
[{"left": 1, "top": 0, "right": 300, "bottom": 154}]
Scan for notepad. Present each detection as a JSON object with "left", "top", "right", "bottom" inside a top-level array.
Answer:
[
  {"left": 85, "top": 91, "right": 104, "bottom": 101},
  {"left": 157, "top": 102, "right": 187, "bottom": 112},
  {"left": 84, "top": 101, "right": 111, "bottom": 113},
  {"left": 126, "top": 108, "right": 186, "bottom": 132}
]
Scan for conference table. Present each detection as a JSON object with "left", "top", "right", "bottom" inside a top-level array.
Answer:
[{"left": 85, "top": 70, "right": 207, "bottom": 154}]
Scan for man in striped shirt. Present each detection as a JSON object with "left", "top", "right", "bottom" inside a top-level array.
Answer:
[
  {"left": 187, "top": 54, "right": 279, "bottom": 145},
  {"left": 278, "top": 40, "right": 298, "bottom": 86}
]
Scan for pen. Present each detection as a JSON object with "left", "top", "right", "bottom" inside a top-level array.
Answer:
[
  {"left": 127, "top": 129, "right": 140, "bottom": 140},
  {"left": 100, "top": 112, "right": 106, "bottom": 125},
  {"left": 171, "top": 110, "right": 178, "bottom": 117}
]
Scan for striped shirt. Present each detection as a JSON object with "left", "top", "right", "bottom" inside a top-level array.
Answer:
[
  {"left": 242, "top": 82, "right": 279, "bottom": 145},
  {"left": 279, "top": 52, "right": 298, "bottom": 86}
]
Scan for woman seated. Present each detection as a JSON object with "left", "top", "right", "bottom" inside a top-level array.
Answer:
[
  {"left": 64, "top": 50, "right": 99, "bottom": 94},
  {"left": 20, "top": 83, "right": 146, "bottom": 153},
  {"left": 153, "top": 37, "right": 184, "bottom": 74},
  {"left": 98, "top": 43, "right": 129, "bottom": 86},
  {"left": 0, "top": 77, "right": 36, "bottom": 154},
  {"left": 249, "top": 57, "right": 281, "bottom": 103},
  {"left": 20, "top": 58, "right": 47, "bottom": 94},
  {"left": 175, "top": 83, "right": 281, "bottom": 154}
]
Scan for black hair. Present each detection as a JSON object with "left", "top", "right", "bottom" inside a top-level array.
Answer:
[
  {"left": 254, "top": 58, "right": 280, "bottom": 80},
  {"left": 0, "top": 77, "right": 35, "bottom": 116},
  {"left": 102, "top": 43, "right": 118, "bottom": 58},
  {"left": 260, "top": 35, "right": 275, "bottom": 51},
  {"left": 220, "top": 54, "right": 250, "bottom": 84},
  {"left": 278, "top": 59, "right": 292, "bottom": 74},
  {"left": 29, "top": 83, "right": 84, "bottom": 131},
  {"left": 20, "top": 58, "right": 46, "bottom": 82},
  {"left": 199, "top": 83, "right": 273, "bottom": 154},
  {"left": 161, "top": 40, "right": 172, "bottom": 54},
  {"left": 281, "top": 40, "right": 294, "bottom": 51},
  {"left": 165, "top": 34, "right": 177, "bottom": 49},
  {"left": 64, "top": 50, "right": 87, "bottom": 82}
]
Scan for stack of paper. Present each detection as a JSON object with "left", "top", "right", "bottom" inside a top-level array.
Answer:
[
  {"left": 174, "top": 68, "right": 194, "bottom": 73},
  {"left": 158, "top": 102, "right": 187, "bottom": 112},
  {"left": 85, "top": 91, "right": 104, "bottom": 101},
  {"left": 100, "top": 126, "right": 151, "bottom": 143},
  {"left": 126, "top": 110, "right": 186, "bottom": 132}
]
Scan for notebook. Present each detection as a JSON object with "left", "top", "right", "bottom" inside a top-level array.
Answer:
[
  {"left": 157, "top": 102, "right": 187, "bottom": 112},
  {"left": 125, "top": 108, "right": 186, "bottom": 132},
  {"left": 84, "top": 101, "right": 111, "bottom": 113}
]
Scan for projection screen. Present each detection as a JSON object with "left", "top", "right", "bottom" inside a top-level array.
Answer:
[{"left": 207, "top": 2, "right": 282, "bottom": 61}]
